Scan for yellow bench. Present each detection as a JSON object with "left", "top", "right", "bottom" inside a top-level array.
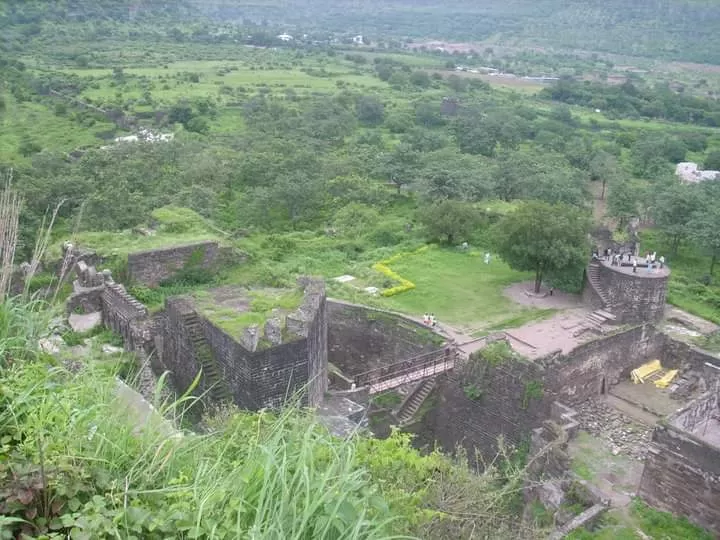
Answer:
[
  {"left": 654, "top": 369, "right": 678, "bottom": 389},
  {"left": 631, "top": 360, "right": 662, "bottom": 384}
]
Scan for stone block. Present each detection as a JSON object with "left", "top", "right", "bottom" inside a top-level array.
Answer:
[{"left": 264, "top": 318, "right": 283, "bottom": 346}]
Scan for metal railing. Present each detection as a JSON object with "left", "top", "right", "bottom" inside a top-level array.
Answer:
[{"left": 354, "top": 347, "right": 458, "bottom": 388}]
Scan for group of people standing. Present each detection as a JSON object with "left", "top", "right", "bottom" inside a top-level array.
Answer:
[{"left": 592, "top": 247, "right": 666, "bottom": 273}]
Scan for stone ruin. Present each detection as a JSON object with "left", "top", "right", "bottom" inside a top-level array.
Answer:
[{"left": 60, "top": 241, "right": 327, "bottom": 411}]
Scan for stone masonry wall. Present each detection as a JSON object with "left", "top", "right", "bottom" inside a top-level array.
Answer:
[
  {"left": 541, "top": 325, "right": 664, "bottom": 407},
  {"left": 430, "top": 351, "right": 546, "bottom": 460},
  {"left": 638, "top": 392, "right": 720, "bottom": 536},
  {"left": 101, "top": 283, "right": 150, "bottom": 352},
  {"left": 162, "top": 281, "right": 327, "bottom": 411},
  {"left": 127, "top": 241, "right": 220, "bottom": 287},
  {"left": 428, "top": 326, "right": 664, "bottom": 461},
  {"left": 163, "top": 298, "right": 215, "bottom": 400},
  {"left": 596, "top": 263, "right": 668, "bottom": 324},
  {"left": 326, "top": 300, "right": 443, "bottom": 378}
]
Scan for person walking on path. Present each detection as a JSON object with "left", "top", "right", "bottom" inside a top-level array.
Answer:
[
  {"left": 423, "top": 313, "right": 429, "bottom": 325},
  {"left": 633, "top": 259, "right": 638, "bottom": 273},
  {"left": 430, "top": 313, "right": 436, "bottom": 328},
  {"left": 660, "top": 255, "right": 665, "bottom": 269}
]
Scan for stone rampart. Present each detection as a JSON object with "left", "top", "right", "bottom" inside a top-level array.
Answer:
[
  {"left": 596, "top": 262, "right": 668, "bottom": 324},
  {"left": 127, "top": 241, "right": 221, "bottom": 287},
  {"left": 540, "top": 325, "right": 664, "bottom": 406},
  {"left": 326, "top": 300, "right": 444, "bottom": 379},
  {"left": 638, "top": 391, "right": 720, "bottom": 536},
  {"left": 428, "top": 326, "right": 664, "bottom": 461},
  {"left": 162, "top": 279, "right": 328, "bottom": 410},
  {"left": 101, "top": 283, "right": 150, "bottom": 352}
]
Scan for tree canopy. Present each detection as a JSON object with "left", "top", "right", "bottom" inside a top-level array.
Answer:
[{"left": 491, "top": 201, "right": 590, "bottom": 293}]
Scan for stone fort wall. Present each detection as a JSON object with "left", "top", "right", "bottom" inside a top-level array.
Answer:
[
  {"left": 161, "top": 280, "right": 327, "bottom": 410},
  {"left": 594, "top": 262, "right": 668, "bottom": 325},
  {"left": 127, "top": 241, "right": 223, "bottom": 287},
  {"left": 427, "top": 325, "right": 665, "bottom": 460},
  {"left": 638, "top": 391, "right": 720, "bottom": 536},
  {"left": 326, "top": 300, "right": 445, "bottom": 379}
]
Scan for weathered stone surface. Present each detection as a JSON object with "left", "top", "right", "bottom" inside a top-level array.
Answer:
[
  {"left": 240, "top": 325, "right": 260, "bottom": 352},
  {"left": 264, "top": 318, "right": 283, "bottom": 346},
  {"left": 161, "top": 279, "right": 328, "bottom": 411},
  {"left": 127, "top": 241, "right": 221, "bottom": 287},
  {"left": 69, "top": 311, "right": 103, "bottom": 333},
  {"left": 326, "top": 301, "right": 443, "bottom": 379},
  {"left": 39, "top": 335, "right": 64, "bottom": 355},
  {"left": 638, "top": 394, "right": 720, "bottom": 537}
]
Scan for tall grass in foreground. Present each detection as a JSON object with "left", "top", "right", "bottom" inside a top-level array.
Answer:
[{"left": 0, "top": 348, "right": 409, "bottom": 539}]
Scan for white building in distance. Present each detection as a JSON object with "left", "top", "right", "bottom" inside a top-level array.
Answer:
[{"left": 676, "top": 162, "right": 720, "bottom": 183}]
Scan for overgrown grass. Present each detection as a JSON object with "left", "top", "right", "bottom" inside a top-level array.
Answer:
[
  {"left": 47, "top": 206, "right": 222, "bottom": 261},
  {"left": 0, "top": 93, "right": 115, "bottom": 165},
  {"left": 567, "top": 500, "right": 714, "bottom": 539},
  {"left": 641, "top": 229, "right": 720, "bottom": 323}
]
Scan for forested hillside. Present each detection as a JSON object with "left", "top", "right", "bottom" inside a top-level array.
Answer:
[{"left": 196, "top": 0, "right": 720, "bottom": 64}]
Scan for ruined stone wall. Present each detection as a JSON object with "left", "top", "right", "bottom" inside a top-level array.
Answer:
[
  {"left": 101, "top": 283, "right": 149, "bottom": 352},
  {"left": 66, "top": 286, "right": 104, "bottom": 315},
  {"left": 596, "top": 263, "right": 668, "bottom": 324},
  {"left": 662, "top": 338, "right": 720, "bottom": 392},
  {"left": 304, "top": 281, "right": 328, "bottom": 407},
  {"left": 163, "top": 281, "right": 327, "bottom": 411},
  {"left": 638, "top": 393, "right": 720, "bottom": 536},
  {"left": 326, "top": 300, "right": 443, "bottom": 378},
  {"left": 127, "top": 241, "right": 220, "bottom": 287},
  {"left": 162, "top": 298, "right": 215, "bottom": 399},
  {"left": 430, "top": 355, "right": 546, "bottom": 460},
  {"left": 541, "top": 325, "right": 664, "bottom": 406},
  {"left": 428, "top": 326, "right": 664, "bottom": 461}
]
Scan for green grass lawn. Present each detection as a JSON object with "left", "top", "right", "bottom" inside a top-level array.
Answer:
[{"left": 367, "top": 247, "right": 539, "bottom": 331}]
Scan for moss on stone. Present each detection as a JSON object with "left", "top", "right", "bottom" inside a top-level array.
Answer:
[{"left": 193, "top": 288, "right": 304, "bottom": 345}]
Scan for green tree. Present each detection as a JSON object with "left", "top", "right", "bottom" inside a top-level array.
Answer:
[
  {"left": 689, "top": 205, "right": 720, "bottom": 278},
  {"left": 589, "top": 150, "right": 620, "bottom": 200},
  {"left": 419, "top": 200, "right": 478, "bottom": 244},
  {"left": 654, "top": 183, "right": 702, "bottom": 256},
  {"left": 704, "top": 150, "right": 720, "bottom": 171},
  {"left": 689, "top": 182, "right": 720, "bottom": 278},
  {"left": 607, "top": 178, "right": 646, "bottom": 227},
  {"left": 356, "top": 95, "right": 385, "bottom": 126},
  {"left": 409, "top": 70, "right": 431, "bottom": 88},
  {"left": 491, "top": 201, "right": 590, "bottom": 293}
]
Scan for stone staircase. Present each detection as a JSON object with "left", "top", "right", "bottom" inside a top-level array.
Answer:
[
  {"left": 576, "top": 309, "right": 617, "bottom": 336},
  {"left": 181, "top": 311, "right": 232, "bottom": 403},
  {"left": 587, "top": 263, "right": 611, "bottom": 308},
  {"left": 395, "top": 379, "right": 435, "bottom": 425}
]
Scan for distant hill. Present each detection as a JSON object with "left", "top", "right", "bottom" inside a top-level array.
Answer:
[
  {"left": 0, "top": 0, "right": 197, "bottom": 24},
  {"left": 192, "top": 0, "right": 720, "bottom": 64}
]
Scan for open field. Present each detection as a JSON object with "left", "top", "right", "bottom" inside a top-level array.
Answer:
[
  {"left": 366, "top": 247, "right": 540, "bottom": 331},
  {"left": 0, "top": 94, "right": 116, "bottom": 165}
]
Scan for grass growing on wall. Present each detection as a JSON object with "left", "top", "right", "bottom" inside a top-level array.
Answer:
[
  {"left": 48, "top": 206, "right": 222, "bottom": 261},
  {"left": 193, "top": 288, "right": 304, "bottom": 341}
]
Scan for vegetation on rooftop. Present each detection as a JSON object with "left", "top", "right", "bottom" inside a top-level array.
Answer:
[{"left": 193, "top": 288, "right": 305, "bottom": 342}]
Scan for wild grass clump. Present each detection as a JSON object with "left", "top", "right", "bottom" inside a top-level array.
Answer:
[{"left": 0, "top": 357, "right": 404, "bottom": 539}]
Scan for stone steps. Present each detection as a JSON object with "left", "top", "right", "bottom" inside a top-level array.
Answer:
[
  {"left": 181, "top": 312, "right": 232, "bottom": 403},
  {"left": 587, "top": 264, "right": 611, "bottom": 308},
  {"left": 395, "top": 379, "right": 435, "bottom": 425}
]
